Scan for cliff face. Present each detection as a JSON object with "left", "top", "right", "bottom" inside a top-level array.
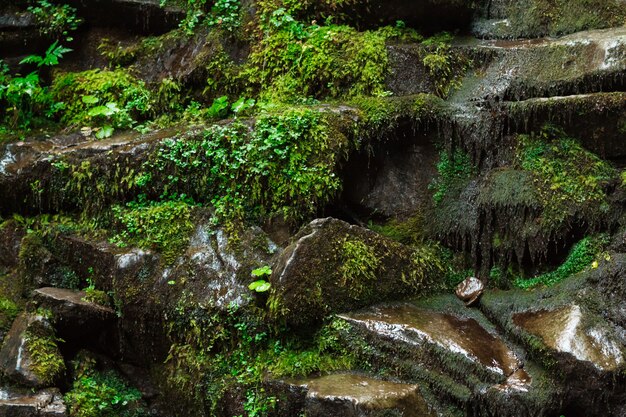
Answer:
[{"left": 0, "top": 1, "right": 625, "bottom": 416}]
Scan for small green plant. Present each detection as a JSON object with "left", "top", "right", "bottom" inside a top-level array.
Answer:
[
  {"left": 207, "top": 0, "right": 241, "bottom": 32},
  {"left": 249, "top": 266, "right": 272, "bottom": 293},
  {"left": 51, "top": 69, "right": 152, "bottom": 132},
  {"left": 0, "top": 42, "right": 70, "bottom": 129}
]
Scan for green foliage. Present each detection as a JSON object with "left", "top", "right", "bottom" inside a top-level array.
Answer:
[
  {"left": 64, "top": 370, "right": 145, "bottom": 417},
  {"left": 28, "top": 0, "right": 82, "bottom": 42},
  {"left": 269, "top": 318, "right": 356, "bottom": 377},
  {"left": 51, "top": 69, "right": 152, "bottom": 132},
  {"left": 431, "top": 149, "right": 474, "bottom": 204},
  {"left": 517, "top": 126, "right": 616, "bottom": 228},
  {"left": 0, "top": 42, "right": 71, "bottom": 130},
  {"left": 162, "top": 0, "right": 241, "bottom": 34},
  {"left": 148, "top": 109, "right": 344, "bottom": 226},
  {"left": 21, "top": 41, "right": 73, "bottom": 68},
  {"left": 111, "top": 200, "right": 194, "bottom": 264},
  {"left": 339, "top": 238, "right": 380, "bottom": 298},
  {"left": 249, "top": 266, "right": 272, "bottom": 292},
  {"left": 515, "top": 235, "right": 608, "bottom": 289},
  {"left": 0, "top": 298, "right": 19, "bottom": 332},
  {"left": 207, "top": 0, "right": 241, "bottom": 32},
  {"left": 420, "top": 33, "right": 469, "bottom": 97},
  {"left": 25, "top": 330, "right": 66, "bottom": 385}
]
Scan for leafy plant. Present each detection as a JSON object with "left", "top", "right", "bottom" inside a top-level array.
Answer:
[
  {"left": 51, "top": 69, "right": 152, "bottom": 132},
  {"left": 249, "top": 266, "right": 272, "bottom": 293},
  {"left": 64, "top": 370, "right": 146, "bottom": 417},
  {"left": 20, "top": 41, "right": 72, "bottom": 68},
  {"left": 0, "top": 42, "right": 70, "bottom": 129},
  {"left": 29, "top": 0, "right": 82, "bottom": 42}
]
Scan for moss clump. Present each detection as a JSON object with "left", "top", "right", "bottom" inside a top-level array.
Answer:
[
  {"left": 339, "top": 238, "right": 380, "bottom": 299},
  {"left": 111, "top": 200, "right": 194, "bottom": 264},
  {"left": 516, "top": 126, "right": 616, "bottom": 229},
  {"left": 51, "top": 69, "right": 152, "bottom": 131},
  {"left": 64, "top": 370, "right": 146, "bottom": 417},
  {"left": 242, "top": 18, "right": 391, "bottom": 101},
  {"left": 25, "top": 329, "right": 65, "bottom": 386}
]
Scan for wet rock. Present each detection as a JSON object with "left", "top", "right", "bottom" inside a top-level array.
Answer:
[
  {"left": 337, "top": 299, "right": 557, "bottom": 416},
  {"left": 342, "top": 303, "right": 521, "bottom": 379},
  {"left": 0, "top": 220, "right": 25, "bottom": 269},
  {"left": 386, "top": 45, "right": 437, "bottom": 96},
  {"left": 513, "top": 304, "right": 624, "bottom": 371},
  {"left": 297, "top": 373, "right": 435, "bottom": 417},
  {"left": 455, "top": 277, "right": 484, "bottom": 306},
  {"left": 270, "top": 218, "right": 439, "bottom": 326},
  {"left": 65, "top": 0, "right": 183, "bottom": 35},
  {"left": 341, "top": 130, "right": 439, "bottom": 219},
  {"left": 0, "top": 386, "right": 66, "bottom": 417},
  {"left": 0, "top": 313, "right": 64, "bottom": 388}
]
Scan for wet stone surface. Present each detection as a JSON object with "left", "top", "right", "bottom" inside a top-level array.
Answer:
[
  {"left": 295, "top": 373, "right": 435, "bottom": 417},
  {"left": 342, "top": 304, "right": 521, "bottom": 377},
  {"left": 0, "top": 386, "right": 66, "bottom": 416},
  {"left": 513, "top": 304, "right": 625, "bottom": 371}
]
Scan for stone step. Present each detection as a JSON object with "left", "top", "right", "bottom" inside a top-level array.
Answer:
[
  {"left": 0, "top": 387, "right": 66, "bottom": 417},
  {"left": 336, "top": 296, "right": 562, "bottom": 416},
  {"left": 273, "top": 373, "right": 436, "bottom": 417}
]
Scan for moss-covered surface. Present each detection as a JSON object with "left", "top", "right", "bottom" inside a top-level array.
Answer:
[{"left": 505, "top": 0, "right": 626, "bottom": 38}]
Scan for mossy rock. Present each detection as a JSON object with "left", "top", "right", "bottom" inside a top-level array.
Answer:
[
  {"left": 0, "top": 312, "right": 65, "bottom": 388},
  {"left": 269, "top": 218, "right": 443, "bottom": 327}
]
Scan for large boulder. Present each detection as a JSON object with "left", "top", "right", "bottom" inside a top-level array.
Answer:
[{"left": 269, "top": 218, "right": 442, "bottom": 327}]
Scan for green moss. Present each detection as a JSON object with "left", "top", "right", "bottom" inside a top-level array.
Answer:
[
  {"left": 506, "top": 0, "right": 626, "bottom": 37},
  {"left": 0, "top": 298, "right": 19, "bottom": 332},
  {"left": 25, "top": 329, "right": 65, "bottom": 386},
  {"left": 516, "top": 126, "right": 616, "bottom": 229},
  {"left": 515, "top": 235, "right": 608, "bottom": 289},
  {"left": 111, "top": 200, "right": 194, "bottom": 264},
  {"left": 339, "top": 238, "right": 380, "bottom": 299},
  {"left": 145, "top": 108, "right": 347, "bottom": 226},
  {"left": 242, "top": 19, "right": 390, "bottom": 101}
]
